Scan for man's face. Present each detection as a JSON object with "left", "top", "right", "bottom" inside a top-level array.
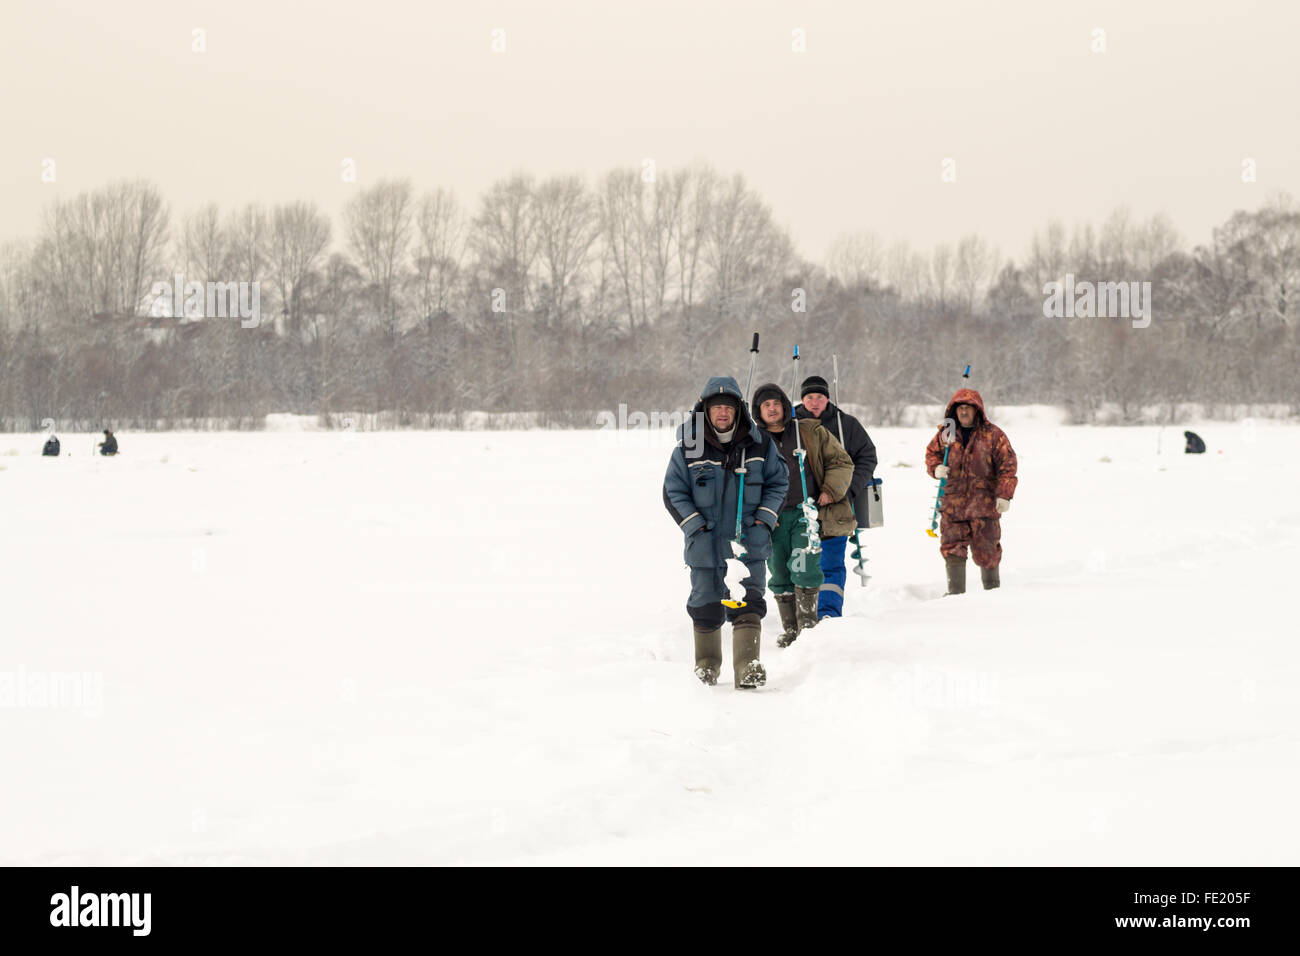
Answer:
[
  {"left": 708, "top": 402, "right": 735, "bottom": 430},
  {"left": 802, "top": 393, "right": 828, "bottom": 416},
  {"left": 760, "top": 398, "right": 785, "bottom": 426},
  {"left": 956, "top": 403, "right": 977, "bottom": 427}
]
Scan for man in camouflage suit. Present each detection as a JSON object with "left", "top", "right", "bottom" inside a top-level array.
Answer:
[{"left": 924, "top": 388, "right": 1018, "bottom": 593}]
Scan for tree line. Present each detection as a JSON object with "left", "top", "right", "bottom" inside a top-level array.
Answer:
[{"left": 0, "top": 168, "right": 1297, "bottom": 431}]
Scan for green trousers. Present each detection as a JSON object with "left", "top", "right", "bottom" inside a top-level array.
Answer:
[{"left": 767, "top": 506, "right": 825, "bottom": 595}]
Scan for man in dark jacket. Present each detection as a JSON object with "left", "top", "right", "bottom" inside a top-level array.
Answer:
[
  {"left": 924, "top": 389, "right": 1018, "bottom": 593},
  {"left": 663, "top": 376, "right": 788, "bottom": 688},
  {"left": 795, "top": 375, "right": 877, "bottom": 618},
  {"left": 98, "top": 430, "right": 118, "bottom": 456},
  {"left": 42, "top": 434, "right": 61, "bottom": 456}
]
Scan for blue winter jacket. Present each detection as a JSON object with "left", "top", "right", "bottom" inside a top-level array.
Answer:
[{"left": 662, "top": 376, "right": 789, "bottom": 568}]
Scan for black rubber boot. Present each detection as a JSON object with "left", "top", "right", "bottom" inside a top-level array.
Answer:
[
  {"left": 981, "top": 565, "right": 1000, "bottom": 590},
  {"left": 945, "top": 555, "right": 966, "bottom": 595},
  {"left": 774, "top": 594, "right": 799, "bottom": 647}
]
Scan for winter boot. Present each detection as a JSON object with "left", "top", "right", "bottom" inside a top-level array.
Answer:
[
  {"left": 693, "top": 625, "right": 722, "bottom": 686},
  {"left": 794, "top": 586, "right": 819, "bottom": 632},
  {"left": 774, "top": 593, "right": 800, "bottom": 647},
  {"left": 981, "top": 564, "right": 1000, "bottom": 590},
  {"left": 945, "top": 555, "right": 966, "bottom": 595},
  {"left": 732, "top": 613, "right": 766, "bottom": 689}
]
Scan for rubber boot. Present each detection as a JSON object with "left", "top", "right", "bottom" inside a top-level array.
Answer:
[
  {"left": 732, "top": 613, "right": 766, "bottom": 689},
  {"left": 774, "top": 593, "right": 799, "bottom": 647},
  {"left": 794, "top": 586, "right": 819, "bottom": 632},
  {"left": 981, "top": 564, "right": 1000, "bottom": 590},
  {"left": 945, "top": 555, "right": 966, "bottom": 595},
  {"left": 693, "top": 625, "right": 722, "bottom": 685}
]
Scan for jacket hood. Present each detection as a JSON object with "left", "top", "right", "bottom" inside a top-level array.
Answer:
[
  {"left": 680, "top": 375, "right": 758, "bottom": 444},
  {"left": 944, "top": 388, "right": 986, "bottom": 426},
  {"left": 751, "top": 382, "right": 793, "bottom": 429}
]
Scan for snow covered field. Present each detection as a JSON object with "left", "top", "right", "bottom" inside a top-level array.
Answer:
[{"left": 2, "top": 412, "right": 1297, "bottom": 865}]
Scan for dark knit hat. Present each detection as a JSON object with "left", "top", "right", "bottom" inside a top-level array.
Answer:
[{"left": 800, "top": 375, "right": 830, "bottom": 399}]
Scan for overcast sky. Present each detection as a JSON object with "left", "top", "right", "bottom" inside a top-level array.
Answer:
[{"left": 3, "top": 0, "right": 1297, "bottom": 263}]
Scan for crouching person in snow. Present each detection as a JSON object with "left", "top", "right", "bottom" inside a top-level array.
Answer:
[
  {"left": 663, "top": 377, "right": 788, "bottom": 689},
  {"left": 751, "top": 383, "right": 854, "bottom": 646},
  {"left": 924, "top": 389, "right": 1018, "bottom": 593}
]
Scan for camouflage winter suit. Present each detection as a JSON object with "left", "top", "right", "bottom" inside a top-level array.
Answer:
[{"left": 924, "top": 388, "right": 1018, "bottom": 568}]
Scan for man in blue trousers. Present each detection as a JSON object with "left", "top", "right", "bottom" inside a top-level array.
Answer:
[{"left": 795, "top": 375, "right": 877, "bottom": 619}]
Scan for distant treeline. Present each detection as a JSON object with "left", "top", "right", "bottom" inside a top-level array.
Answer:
[{"left": 1, "top": 170, "right": 1297, "bottom": 431}]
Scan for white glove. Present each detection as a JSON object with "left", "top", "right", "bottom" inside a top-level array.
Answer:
[
  {"left": 934, "top": 465, "right": 950, "bottom": 479},
  {"left": 996, "top": 498, "right": 1011, "bottom": 513}
]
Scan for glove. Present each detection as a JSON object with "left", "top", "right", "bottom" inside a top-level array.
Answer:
[
  {"left": 996, "top": 498, "right": 1011, "bottom": 514},
  {"left": 934, "top": 464, "right": 950, "bottom": 479}
]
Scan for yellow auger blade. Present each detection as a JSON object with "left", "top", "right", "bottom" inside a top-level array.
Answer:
[
  {"left": 925, "top": 528, "right": 939, "bottom": 537},
  {"left": 721, "top": 599, "right": 747, "bottom": 609}
]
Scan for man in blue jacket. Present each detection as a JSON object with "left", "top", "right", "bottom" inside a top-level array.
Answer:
[{"left": 663, "top": 376, "right": 789, "bottom": 689}]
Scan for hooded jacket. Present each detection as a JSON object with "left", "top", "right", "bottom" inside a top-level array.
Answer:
[
  {"left": 924, "top": 388, "right": 1018, "bottom": 521},
  {"left": 795, "top": 399, "right": 878, "bottom": 525},
  {"left": 751, "top": 383, "right": 857, "bottom": 538},
  {"left": 663, "top": 376, "right": 789, "bottom": 568}
]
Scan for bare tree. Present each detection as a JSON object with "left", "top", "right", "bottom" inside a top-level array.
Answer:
[
  {"left": 930, "top": 242, "right": 954, "bottom": 312},
  {"left": 702, "top": 172, "right": 793, "bottom": 322},
  {"left": 181, "top": 204, "right": 230, "bottom": 289},
  {"left": 344, "top": 179, "right": 415, "bottom": 335},
  {"left": 412, "top": 188, "right": 465, "bottom": 328},
  {"left": 37, "top": 179, "right": 170, "bottom": 319},
  {"left": 953, "top": 234, "right": 998, "bottom": 313},
  {"left": 1133, "top": 212, "right": 1182, "bottom": 274},
  {"left": 672, "top": 166, "right": 712, "bottom": 336},
  {"left": 0, "top": 241, "right": 44, "bottom": 333},
  {"left": 226, "top": 203, "right": 270, "bottom": 285},
  {"left": 1025, "top": 218, "right": 1067, "bottom": 292},
  {"left": 533, "top": 175, "right": 600, "bottom": 326},
  {"left": 600, "top": 168, "right": 651, "bottom": 329},
  {"left": 470, "top": 173, "right": 538, "bottom": 315},
  {"left": 269, "top": 201, "right": 331, "bottom": 336},
  {"left": 827, "top": 231, "right": 884, "bottom": 289}
]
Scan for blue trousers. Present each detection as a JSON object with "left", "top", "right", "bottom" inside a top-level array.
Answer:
[{"left": 817, "top": 535, "right": 848, "bottom": 618}]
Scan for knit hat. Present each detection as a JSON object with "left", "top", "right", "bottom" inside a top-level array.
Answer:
[{"left": 800, "top": 375, "right": 830, "bottom": 399}]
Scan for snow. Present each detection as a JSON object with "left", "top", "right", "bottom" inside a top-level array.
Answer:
[
  {"left": 723, "top": 540, "right": 749, "bottom": 605},
  {"left": 1, "top": 416, "right": 1296, "bottom": 864}
]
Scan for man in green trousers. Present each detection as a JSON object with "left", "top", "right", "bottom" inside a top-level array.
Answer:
[{"left": 750, "top": 383, "right": 855, "bottom": 646}]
